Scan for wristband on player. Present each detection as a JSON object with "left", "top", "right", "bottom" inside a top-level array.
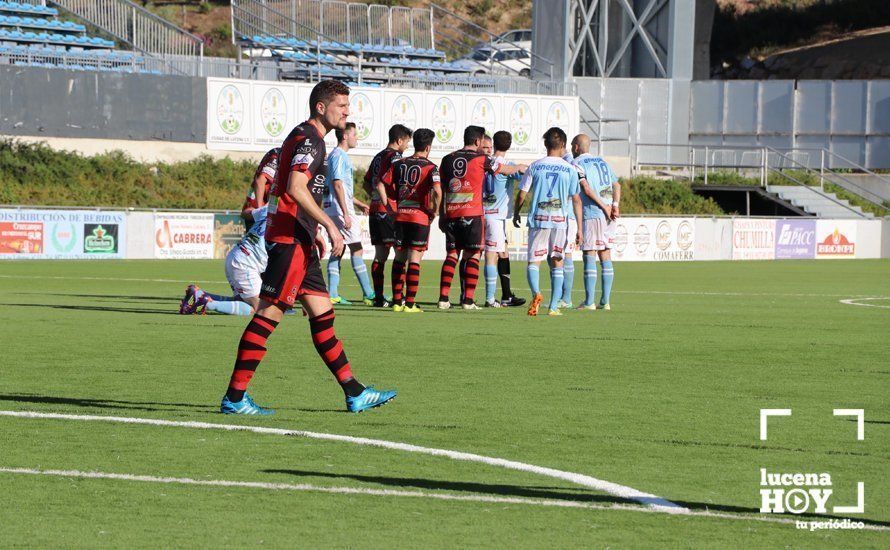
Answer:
[{"left": 612, "top": 202, "right": 620, "bottom": 207}]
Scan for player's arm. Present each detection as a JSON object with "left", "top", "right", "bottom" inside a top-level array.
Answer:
[
  {"left": 611, "top": 180, "right": 621, "bottom": 220},
  {"left": 512, "top": 189, "right": 528, "bottom": 228},
  {"left": 579, "top": 176, "right": 612, "bottom": 219},
  {"left": 353, "top": 197, "right": 370, "bottom": 214},
  {"left": 377, "top": 165, "right": 395, "bottom": 214},
  {"left": 240, "top": 174, "right": 268, "bottom": 221},
  {"left": 428, "top": 169, "right": 442, "bottom": 220},
  {"left": 572, "top": 194, "right": 583, "bottom": 244},
  {"left": 286, "top": 170, "right": 343, "bottom": 257},
  {"left": 498, "top": 163, "right": 526, "bottom": 176},
  {"left": 513, "top": 168, "right": 533, "bottom": 228},
  {"left": 331, "top": 178, "right": 352, "bottom": 230}
]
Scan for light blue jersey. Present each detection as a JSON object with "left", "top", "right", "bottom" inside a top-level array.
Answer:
[
  {"left": 519, "top": 157, "right": 580, "bottom": 229},
  {"left": 323, "top": 146, "right": 355, "bottom": 217},
  {"left": 483, "top": 157, "right": 521, "bottom": 220},
  {"left": 230, "top": 205, "right": 267, "bottom": 270},
  {"left": 573, "top": 153, "right": 617, "bottom": 220}
]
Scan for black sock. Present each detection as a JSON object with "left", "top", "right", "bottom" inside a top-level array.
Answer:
[
  {"left": 342, "top": 378, "right": 365, "bottom": 398},
  {"left": 498, "top": 257, "right": 512, "bottom": 299}
]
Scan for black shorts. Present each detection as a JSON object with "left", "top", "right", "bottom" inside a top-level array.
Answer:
[
  {"left": 444, "top": 216, "right": 484, "bottom": 251},
  {"left": 260, "top": 241, "right": 327, "bottom": 308},
  {"left": 395, "top": 221, "right": 431, "bottom": 251},
  {"left": 369, "top": 212, "right": 396, "bottom": 247}
]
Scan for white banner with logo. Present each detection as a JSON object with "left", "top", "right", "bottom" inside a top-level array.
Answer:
[
  {"left": 502, "top": 95, "right": 539, "bottom": 156},
  {"left": 0, "top": 209, "right": 126, "bottom": 259},
  {"left": 425, "top": 92, "right": 465, "bottom": 154},
  {"left": 610, "top": 218, "right": 696, "bottom": 262},
  {"left": 206, "top": 78, "right": 578, "bottom": 161},
  {"left": 732, "top": 219, "right": 776, "bottom": 260},
  {"left": 252, "top": 82, "right": 298, "bottom": 148},
  {"left": 694, "top": 218, "right": 733, "bottom": 261},
  {"left": 154, "top": 213, "right": 214, "bottom": 259},
  {"left": 815, "top": 220, "right": 858, "bottom": 259}
]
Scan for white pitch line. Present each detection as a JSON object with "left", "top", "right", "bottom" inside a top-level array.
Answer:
[
  {"left": 839, "top": 297, "right": 890, "bottom": 309},
  {"left": 3, "top": 467, "right": 888, "bottom": 531},
  {"left": 0, "top": 274, "right": 867, "bottom": 299},
  {"left": 0, "top": 410, "right": 682, "bottom": 512}
]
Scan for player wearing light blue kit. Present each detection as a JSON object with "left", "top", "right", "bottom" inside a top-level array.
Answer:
[
  {"left": 323, "top": 122, "right": 374, "bottom": 305},
  {"left": 570, "top": 134, "right": 620, "bottom": 310},
  {"left": 513, "top": 127, "right": 583, "bottom": 317},
  {"left": 179, "top": 206, "right": 269, "bottom": 316},
  {"left": 558, "top": 151, "right": 579, "bottom": 309},
  {"left": 482, "top": 131, "right": 527, "bottom": 308}
]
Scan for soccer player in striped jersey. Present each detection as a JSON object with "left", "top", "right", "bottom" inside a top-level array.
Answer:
[
  {"left": 179, "top": 205, "right": 269, "bottom": 317},
  {"left": 323, "top": 122, "right": 374, "bottom": 305},
  {"left": 513, "top": 127, "right": 583, "bottom": 316},
  {"left": 570, "top": 134, "right": 620, "bottom": 310},
  {"left": 437, "top": 125, "right": 523, "bottom": 310},
  {"left": 482, "top": 131, "right": 527, "bottom": 308},
  {"left": 381, "top": 128, "right": 441, "bottom": 313},
  {"left": 221, "top": 80, "right": 396, "bottom": 416},
  {"left": 363, "top": 124, "right": 413, "bottom": 308},
  {"left": 241, "top": 147, "right": 279, "bottom": 231}
]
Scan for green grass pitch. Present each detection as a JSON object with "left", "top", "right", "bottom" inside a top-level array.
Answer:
[{"left": 0, "top": 259, "right": 887, "bottom": 547}]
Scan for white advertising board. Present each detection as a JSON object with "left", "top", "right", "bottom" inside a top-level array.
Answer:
[{"left": 154, "top": 213, "right": 214, "bottom": 259}]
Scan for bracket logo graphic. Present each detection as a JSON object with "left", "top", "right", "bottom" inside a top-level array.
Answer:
[{"left": 759, "top": 409, "right": 864, "bottom": 515}]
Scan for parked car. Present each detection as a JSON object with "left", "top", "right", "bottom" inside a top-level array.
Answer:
[{"left": 456, "top": 44, "right": 532, "bottom": 76}]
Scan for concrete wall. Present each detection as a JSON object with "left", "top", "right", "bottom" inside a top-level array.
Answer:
[{"left": 0, "top": 66, "right": 205, "bottom": 143}]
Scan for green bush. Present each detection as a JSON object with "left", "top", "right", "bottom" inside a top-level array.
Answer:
[
  {"left": 0, "top": 140, "right": 725, "bottom": 215},
  {"left": 619, "top": 176, "right": 724, "bottom": 215}
]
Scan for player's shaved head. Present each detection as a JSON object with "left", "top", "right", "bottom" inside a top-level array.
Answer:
[{"left": 572, "top": 134, "right": 591, "bottom": 155}]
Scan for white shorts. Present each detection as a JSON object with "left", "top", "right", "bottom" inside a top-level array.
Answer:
[
  {"left": 565, "top": 218, "right": 578, "bottom": 257},
  {"left": 330, "top": 212, "right": 362, "bottom": 245},
  {"left": 484, "top": 217, "right": 507, "bottom": 253},
  {"left": 582, "top": 217, "right": 615, "bottom": 251},
  {"left": 224, "top": 251, "right": 262, "bottom": 299},
  {"left": 527, "top": 227, "right": 568, "bottom": 262}
]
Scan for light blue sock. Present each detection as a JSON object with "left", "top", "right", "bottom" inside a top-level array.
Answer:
[
  {"left": 561, "top": 261, "right": 575, "bottom": 304},
  {"left": 600, "top": 260, "right": 614, "bottom": 306},
  {"left": 526, "top": 264, "right": 541, "bottom": 295},
  {"left": 206, "top": 300, "right": 253, "bottom": 316},
  {"left": 327, "top": 256, "right": 341, "bottom": 298},
  {"left": 549, "top": 267, "right": 564, "bottom": 311},
  {"left": 583, "top": 255, "right": 598, "bottom": 306},
  {"left": 351, "top": 255, "right": 373, "bottom": 298},
  {"left": 484, "top": 264, "right": 498, "bottom": 302}
]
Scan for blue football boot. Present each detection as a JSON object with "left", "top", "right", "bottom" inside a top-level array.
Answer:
[
  {"left": 220, "top": 392, "right": 275, "bottom": 415},
  {"left": 346, "top": 386, "right": 397, "bottom": 413}
]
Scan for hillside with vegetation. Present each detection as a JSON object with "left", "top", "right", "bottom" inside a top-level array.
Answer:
[{"left": 0, "top": 140, "right": 723, "bottom": 214}]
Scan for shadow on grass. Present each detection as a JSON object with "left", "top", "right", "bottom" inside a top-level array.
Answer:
[
  {"left": 0, "top": 393, "right": 215, "bottom": 413},
  {"left": 264, "top": 468, "right": 890, "bottom": 527},
  {"left": 1, "top": 303, "right": 178, "bottom": 315},
  {"left": 262, "top": 468, "right": 637, "bottom": 505}
]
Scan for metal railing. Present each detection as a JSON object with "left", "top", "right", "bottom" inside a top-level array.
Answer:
[
  {"left": 48, "top": 0, "right": 203, "bottom": 74},
  {"left": 774, "top": 147, "right": 890, "bottom": 208},
  {"left": 633, "top": 143, "right": 881, "bottom": 218},
  {"left": 577, "top": 95, "right": 631, "bottom": 157},
  {"left": 430, "top": 3, "right": 551, "bottom": 80},
  {"left": 231, "top": 0, "right": 434, "bottom": 49}
]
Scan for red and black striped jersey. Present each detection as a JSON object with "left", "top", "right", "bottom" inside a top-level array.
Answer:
[
  {"left": 381, "top": 156, "right": 441, "bottom": 226},
  {"left": 440, "top": 149, "right": 502, "bottom": 219},
  {"left": 365, "top": 147, "right": 402, "bottom": 214},
  {"left": 265, "top": 122, "right": 327, "bottom": 245},
  {"left": 242, "top": 147, "right": 280, "bottom": 211}
]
